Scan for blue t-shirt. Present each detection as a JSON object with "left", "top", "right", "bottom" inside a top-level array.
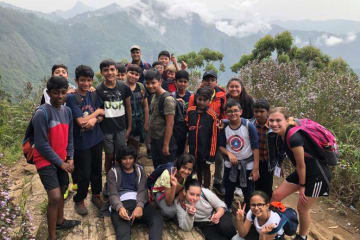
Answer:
[
  {"left": 66, "top": 92, "right": 104, "bottom": 150},
  {"left": 120, "top": 169, "right": 137, "bottom": 192}
]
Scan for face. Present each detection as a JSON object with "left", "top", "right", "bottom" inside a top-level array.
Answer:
[
  {"left": 117, "top": 72, "right": 126, "bottom": 81},
  {"left": 158, "top": 55, "right": 170, "bottom": 66},
  {"left": 76, "top": 76, "right": 93, "bottom": 92},
  {"left": 175, "top": 78, "right": 189, "bottom": 91},
  {"left": 145, "top": 79, "right": 162, "bottom": 94},
  {"left": 225, "top": 106, "right": 242, "bottom": 122},
  {"left": 154, "top": 64, "right": 164, "bottom": 75},
  {"left": 202, "top": 77, "right": 217, "bottom": 90},
  {"left": 120, "top": 155, "right": 135, "bottom": 171},
  {"left": 101, "top": 65, "right": 118, "bottom": 82},
  {"left": 53, "top": 67, "right": 68, "bottom": 80},
  {"left": 185, "top": 186, "right": 201, "bottom": 205},
  {"left": 196, "top": 96, "right": 210, "bottom": 110},
  {"left": 47, "top": 88, "right": 67, "bottom": 108},
  {"left": 126, "top": 70, "right": 140, "bottom": 84},
  {"left": 227, "top": 80, "right": 242, "bottom": 98},
  {"left": 268, "top": 111, "right": 289, "bottom": 136},
  {"left": 249, "top": 195, "right": 269, "bottom": 217},
  {"left": 254, "top": 108, "right": 269, "bottom": 124},
  {"left": 178, "top": 162, "right": 193, "bottom": 179},
  {"left": 131, "top": 49, "right": 141, "bottom": 61}
]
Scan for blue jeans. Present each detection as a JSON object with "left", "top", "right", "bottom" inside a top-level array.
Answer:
[{"left": 224, "top": 167, "right": 255, "bottom": 210}]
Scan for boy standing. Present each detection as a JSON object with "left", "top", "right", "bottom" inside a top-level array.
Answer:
[
  {"left": 144, "top": 69, "right": 177, "bottom": 168},
  {"left": 33, "top": 76, "right": 80, "bottom": 240},
  {"left": 66, "top": 65, "right": 105, "bottom": 215},
  {"left": 253, "top": 99, "right": 274, "bottom": 199},
  {"left": 96, "top": 59, "right": 132, "bottom": 173},
  {"left": 186, "top": 87, "right": 217, "bottom": 188},
  {"left": 173, "top": 70, "right": 191, "bottom": 111},
  {"left": 165, "top": 65, "right": 177, "bottom": 93},
  {"left": 107, "top": 146, "right": 163, "bottom": 240},
  {"left": 219, "top": 100, "right": 259, "bottom": 209}
]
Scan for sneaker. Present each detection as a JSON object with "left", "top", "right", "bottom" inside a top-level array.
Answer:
[
  {"left": 213, "top": 183, "right": 225, "bottom": 196},
  {"left": 71, "top": 184, "right": 78, "bottom": 191},
  {"left": 74, "top": 201, "right": 88, "bottom": 216},
  {"left": 91, "top": 194, "right": 104, "bottom": 209},
  {"left": 293, "top": 234, "right": 307, "bottom": 240},
  {"left": 56, "top": 219, "right": 81, "bottom": 230},
  {"left": 63, "top": 187, "right": 70, "bottom": 200}
]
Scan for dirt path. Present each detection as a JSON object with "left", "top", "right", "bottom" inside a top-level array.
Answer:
[{"left": 6, "top": 147, "right": 360, "bottom": 240}]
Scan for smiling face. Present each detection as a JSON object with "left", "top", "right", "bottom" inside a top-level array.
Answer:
[
  {"left": 158, "top": 55, "right": 170, "bottom": 67},
  {"left": 178, "top": 162, "right": 193, "bottom": 179},
  {"left": 52, "top": 67, "right": 68, "bottom": 80},
  {"left": 126, "top": 70, "right": 140, "bottom": 84},
  {"left": 76, "top": 76, "right": 93, "bottom": 93},
  {"left": 101, "top": 65, "right": 118, "bottom": 83},
  {"left": 225, "top": 105, "right": 242, "bottom": 122},
  {"left": 268, "top": 111, "right": 289, "bottom": 137},
  {"left": 202, "top": 77, "right": 217, "bottom": 90},
  {"left": 145, "top": 78, "right": 162, "bottom": 94},
  {"left": 154, "top": 64, "right": 164, "bottom": 75},
  {"left": 47, "top": 88, "right": 67, "bottom": 108},
  {"left": 120, "top": 155, "right": 135, "bottom": 171},
  {"left": 131, "top": 49, "right": 141, "bottom": 62},
  {"left": 249, "top": 195, "right": 269, "bottom": 218},
  {"left": 185, "top": 185, "right": 201, "bottom": 205},
  {"left": 227, "top": 80, "right": 242, "bottom": 98},
  {"left": 175, "top": 78, "right": 189, "bottom": 92}
]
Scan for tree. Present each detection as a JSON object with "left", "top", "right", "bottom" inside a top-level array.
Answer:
[
  {"left": 252, "top": 34, "right": 275, "bottom": 60},
  {"left": 274, "top": 31, "right": 293, "bottom": 56}
]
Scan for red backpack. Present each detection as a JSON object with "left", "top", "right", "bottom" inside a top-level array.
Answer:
[{"left": 286, "top": 118, "right": 338, "bottom": 166}]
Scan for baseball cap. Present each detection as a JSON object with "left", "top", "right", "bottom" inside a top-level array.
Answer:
[
  {"left": 203, "top": 70, "right": 217, "bottom": 80},
  {"left": 130, "top": 45, "right": 141, "bottom": 51}
]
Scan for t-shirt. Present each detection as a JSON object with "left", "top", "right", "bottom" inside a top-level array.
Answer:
[
  {"left": 246, "top": 209, "right": 284, "bottom": 236},
  {"left": 129, "top": 83, "right": 146, "bottom": 136},
  {"left": 96, "top": 81, "right": 132, "bottom": 133},
  {"left": 66, "top": 92, "right": 104, "bottom": 150},
  {"left": 149, "top": 93, "right": 176, "bottom": 140},
  {"left": 174, "top": 90, "right": 191, "bottom": 110},
  {"left": 218, "top": 119, "right": 259, "bottom": 170},
  {"left": 119, "top": 169, "right": 137, "bottom": 201}
]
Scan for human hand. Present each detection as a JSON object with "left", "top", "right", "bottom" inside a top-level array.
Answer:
[
  {"left": 60, "top": 162, "right": 72, "bottom": 173},
  {"left": 84, "top": 118, "right": 97, "bottom": 129},
  {"left": 185, "top": 202, "right": 196, "bottom": 215},
  {"left": 180, "top": 61, "right": 187, "bottom": 70},
  {"left": 67, "top": 88, "right": 76, "bottom": 94},
  {"left": 261, "top": 223, "right": 276, "bottom": 233},
  {"left": 251, "top": 169, "right": 260, "bottom": 181},
  {"left": 217, "top": 120, "right": 225, "bottom": 130},
  {"left": 131, "top": 207, "right": 143, "bottom": 224},
  {"left": 210, "top": 212, "right": 221, "bottom": 224},
  {"left": 235, "top": 201, "right": 246, "bottom": 222},
  {"left": 67, "top": 159, "right": 74, "bottom": 173},
  {"left": 119, "top": 207, "right": 130, "bottom": 221},
  {"left": 299, "top": 186, "right": 308, "bottom": 205},
  {"left": 170, "top": 169, "right": 178, "bottom": 187},
  {"left": 96, "top": 108, "right": 105, "bottom": 116},
  {"left": 162, "top": 144, "right": 170, "bottom": 156},
  {"left": 171, "top": 54, "right": 177, "bottom": 64},
  {"left": 144, "top": 121, "right": 149, "bottom": 132},
  {"left": 89, "top": 86, "right": 96, "bottom": 92},
  {"left": 176, "top": 98, "right": 185, "bottom": 105},
  {"left": 228, "top": 152, "right": 238, "bottom": 165}
]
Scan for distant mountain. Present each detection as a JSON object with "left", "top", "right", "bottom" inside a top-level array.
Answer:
[{"left": 52, "top": 1, "right": 94, "bottom": 19}]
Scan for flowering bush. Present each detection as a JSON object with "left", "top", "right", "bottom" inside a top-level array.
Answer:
[{"left": 238, "top": 60, "right": 360, "bottom": 207}]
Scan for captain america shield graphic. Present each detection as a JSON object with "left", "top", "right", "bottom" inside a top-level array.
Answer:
[{"left": 228, "top": 135, "right": 245, "bottom": 152}]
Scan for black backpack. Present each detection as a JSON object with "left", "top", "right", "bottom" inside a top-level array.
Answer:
[{"left": 158, "top": 92, "right": 188, "bottom": 149}]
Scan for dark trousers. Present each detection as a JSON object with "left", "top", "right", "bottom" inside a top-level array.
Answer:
[
  {"left": 196, "top": 161, "right": 211, "bottom": 188},
  {"left": 110, "top": 200, "right": 163, "bottom": 240},
  {"left": 73, "top": 142, "right": 103, "bottom": 202},
  {"left": 255, "top": 161, "right": 274, "bottom": 199},
  {"left": 224, "top": 168, "right": 255, "bottom": 210},
  {"left": 151, "top": 137, "right": 177, "bottom": 169},
  {"left": 196, "top": 211, "right": 236, "bottom": 240}
]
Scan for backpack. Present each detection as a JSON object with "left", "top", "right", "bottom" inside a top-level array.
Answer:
[
  {"left": 22, "top": 105, "right": 48, "bottom": 164},
  {"left": 146, "top": 162, "right": 174, "bottom": 191},
  {"left": 286, "top": 118, "right": 338, "bottom": 166},
  {"left": 251, "top": 201, "right": 298, "bottom": 236},
  {"left": 158, "top": 92, "right": 188, "bottom": 148}
]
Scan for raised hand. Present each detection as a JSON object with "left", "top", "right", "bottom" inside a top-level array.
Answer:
[
  {"left": 185, "top": 202, "right": 196, "bottom": 215},
  {"left": 235, "top": 201, "right": 246, "bottom": 221},
  {"left": 170, "top": 169, "right": 178, "bottom": 187}
]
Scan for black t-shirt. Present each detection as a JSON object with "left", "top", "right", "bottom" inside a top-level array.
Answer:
[
  {"left": 96, "top": 81, "right": 132, "bottom": 133},
  {"left": 284, "top": 126, "right": 330, "bottom": 177}
]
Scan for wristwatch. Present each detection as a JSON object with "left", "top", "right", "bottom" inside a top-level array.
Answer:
[{"left": 299, "top": 183, "right": 306, "bottom": 187}]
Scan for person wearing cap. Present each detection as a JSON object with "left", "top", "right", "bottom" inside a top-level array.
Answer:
[
  {"left": 129, "top": 45, "right": 151, "bottom": 83},
  {"left": 188, "top": 70, "right": 227, "bottom": 196}
]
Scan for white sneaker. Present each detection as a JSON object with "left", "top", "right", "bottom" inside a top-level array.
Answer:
[{"left": 234, "top": 188, "right": 243, "bottom": 197}]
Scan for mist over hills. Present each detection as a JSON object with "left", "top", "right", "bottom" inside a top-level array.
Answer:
[{"left": 0, "top": 1, "right": 359, "bottom": 94}]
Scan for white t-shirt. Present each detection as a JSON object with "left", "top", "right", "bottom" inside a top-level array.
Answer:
[{"left": 246, "top": 209, "right": 284, "bottom": 236}]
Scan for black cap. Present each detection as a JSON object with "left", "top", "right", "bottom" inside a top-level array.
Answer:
[{"left": 203, "top": 70, "right": 217, "bottom": 80}]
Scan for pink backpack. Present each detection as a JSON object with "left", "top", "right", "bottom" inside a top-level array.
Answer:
[{"left": 286, "top": 118, "right": 338, "bottom": 166}]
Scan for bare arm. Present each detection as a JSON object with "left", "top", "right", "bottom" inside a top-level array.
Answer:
[
  {"left": 163, "top": 114, "right": 174, "bottom": 155},
  {"left": 125, "top": 96, "right": 132, "bottom": 137},
  {"left": 292, "top": 146, "right": 306, "bottom": 185},
  {"left": 143, "top": 97, "right": 149, "bottom": 132}
]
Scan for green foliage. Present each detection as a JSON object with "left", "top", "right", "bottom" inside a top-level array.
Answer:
[
  {"left": 231, "top": 54, "right": 254, "bottom": 73},
  {"left": 274, "top": 31, "right": 293, "bottom": 55},
  {"left": 252, "top": 34, "right": 275, "bottom": 60}
]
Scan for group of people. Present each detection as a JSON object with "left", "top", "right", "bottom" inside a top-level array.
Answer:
[{"left": 31, "top": 45, "right": 332, "bottom": 240}]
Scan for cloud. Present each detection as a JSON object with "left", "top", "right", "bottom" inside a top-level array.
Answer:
[{"left": 321, "top": 32, "right": 357, "bottom": 46}]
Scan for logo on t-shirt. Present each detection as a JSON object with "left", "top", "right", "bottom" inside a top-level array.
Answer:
[
  {"left": 104, "top": 100, "right": 125, "bottom": 118},
  {"left": 228, "top": 135, "right": 245, "bottom": 152}
]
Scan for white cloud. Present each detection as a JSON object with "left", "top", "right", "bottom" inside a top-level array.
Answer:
[
  {"left": 346, "top": 32, "right": 357, "bottom": 42},
  {"left": 321, "top": 32, "right": 357, "bottom": 46}
]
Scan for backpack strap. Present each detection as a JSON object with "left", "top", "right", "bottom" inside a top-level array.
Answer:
[
  {"left": 90, "top": 91, "right": 98, "bottom": 107},
  {"left": 38, "top": 105, "right": 49, "bottom": 123},
  {"left": 158, "top": 92, "right": 172, "bottom": 117}
]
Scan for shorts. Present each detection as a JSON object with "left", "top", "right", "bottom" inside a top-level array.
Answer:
[
  {"left": 38, "top": 164, "right": 69, "bottom": 191},
  {"left": 103, "top": 129, "right": 127, "bottom": 154},
  {"left": 286, "top": 171, "right": 330, "bottom": 197}
]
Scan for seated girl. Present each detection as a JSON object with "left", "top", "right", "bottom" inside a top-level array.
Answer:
[
  {"left": 233, "top": 191, "right": 284, "bottom": 240},
  {"left": 151, "top": 153, "right": 194, "bottom": 218},
  {"left": 176, "top": 178, "right": 237, "bottom": 240}
]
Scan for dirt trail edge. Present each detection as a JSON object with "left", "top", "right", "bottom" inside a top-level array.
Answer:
[{"left": 7, "top": 147, "right": 360, "bottom": 240}]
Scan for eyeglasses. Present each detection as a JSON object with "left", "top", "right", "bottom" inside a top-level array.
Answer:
[
  {"left": 250, "top": 203, "right": 266, "bottom": 209},
  {"left": 226, "top": 109, "right": 240, "bottom": 114}
]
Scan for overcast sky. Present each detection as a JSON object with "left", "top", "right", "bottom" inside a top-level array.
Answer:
[{"left": 1, "top": 0, "right": 360, "bottom": 21}]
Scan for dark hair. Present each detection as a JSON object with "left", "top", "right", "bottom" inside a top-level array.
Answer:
[
  {"left": 144, "top": 69, "right": 161, "bottom": 82},
  {"left": 152, "top": 61, "right": 164, "bottom": 68},
  {"left": 75, "top": 65, "right": 94, "bottom": 80},
  {"left": 158, "top": 50, "right": 170, "bottom": 59},
  {"left": 184, "top": 178, "right": 201, "bottom": 191},
  {"left": 175, "top": 153, "right": 195, "bottom": 171},
  {"left": 254, "top": 99, "right": 270, "bottom": 111},
  {"left": 225, "top": 99, "right": 242, "bottom": 110},
  {"left": 116, "top": 146, "right": 137, "bottom": 164},
  {"left": 47, "top": 76, "right": 69, "bottom": 91},
  {"left": 51, "top": 64, "right": 68, "bottom": 75},
  {"left": 250, "top": 191, "right": 270, "bottom": 204},
  {"left": 195, "top": 86, "right": 212, "bottom": 101},
  {"left": 126, "top": 64, "right": 142, "bottom": 74},
  {"left": 99, "top": 59, "right": 116, "bottom": 71},
  {"left": 175, "top": 70, "right": 189, "bottom": 81},
  {"left": 227, "top": 78, "right": 254, "bottom": 119},
  {"left": 116, "top": 63, "right": 126, "bottom": 73}
]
